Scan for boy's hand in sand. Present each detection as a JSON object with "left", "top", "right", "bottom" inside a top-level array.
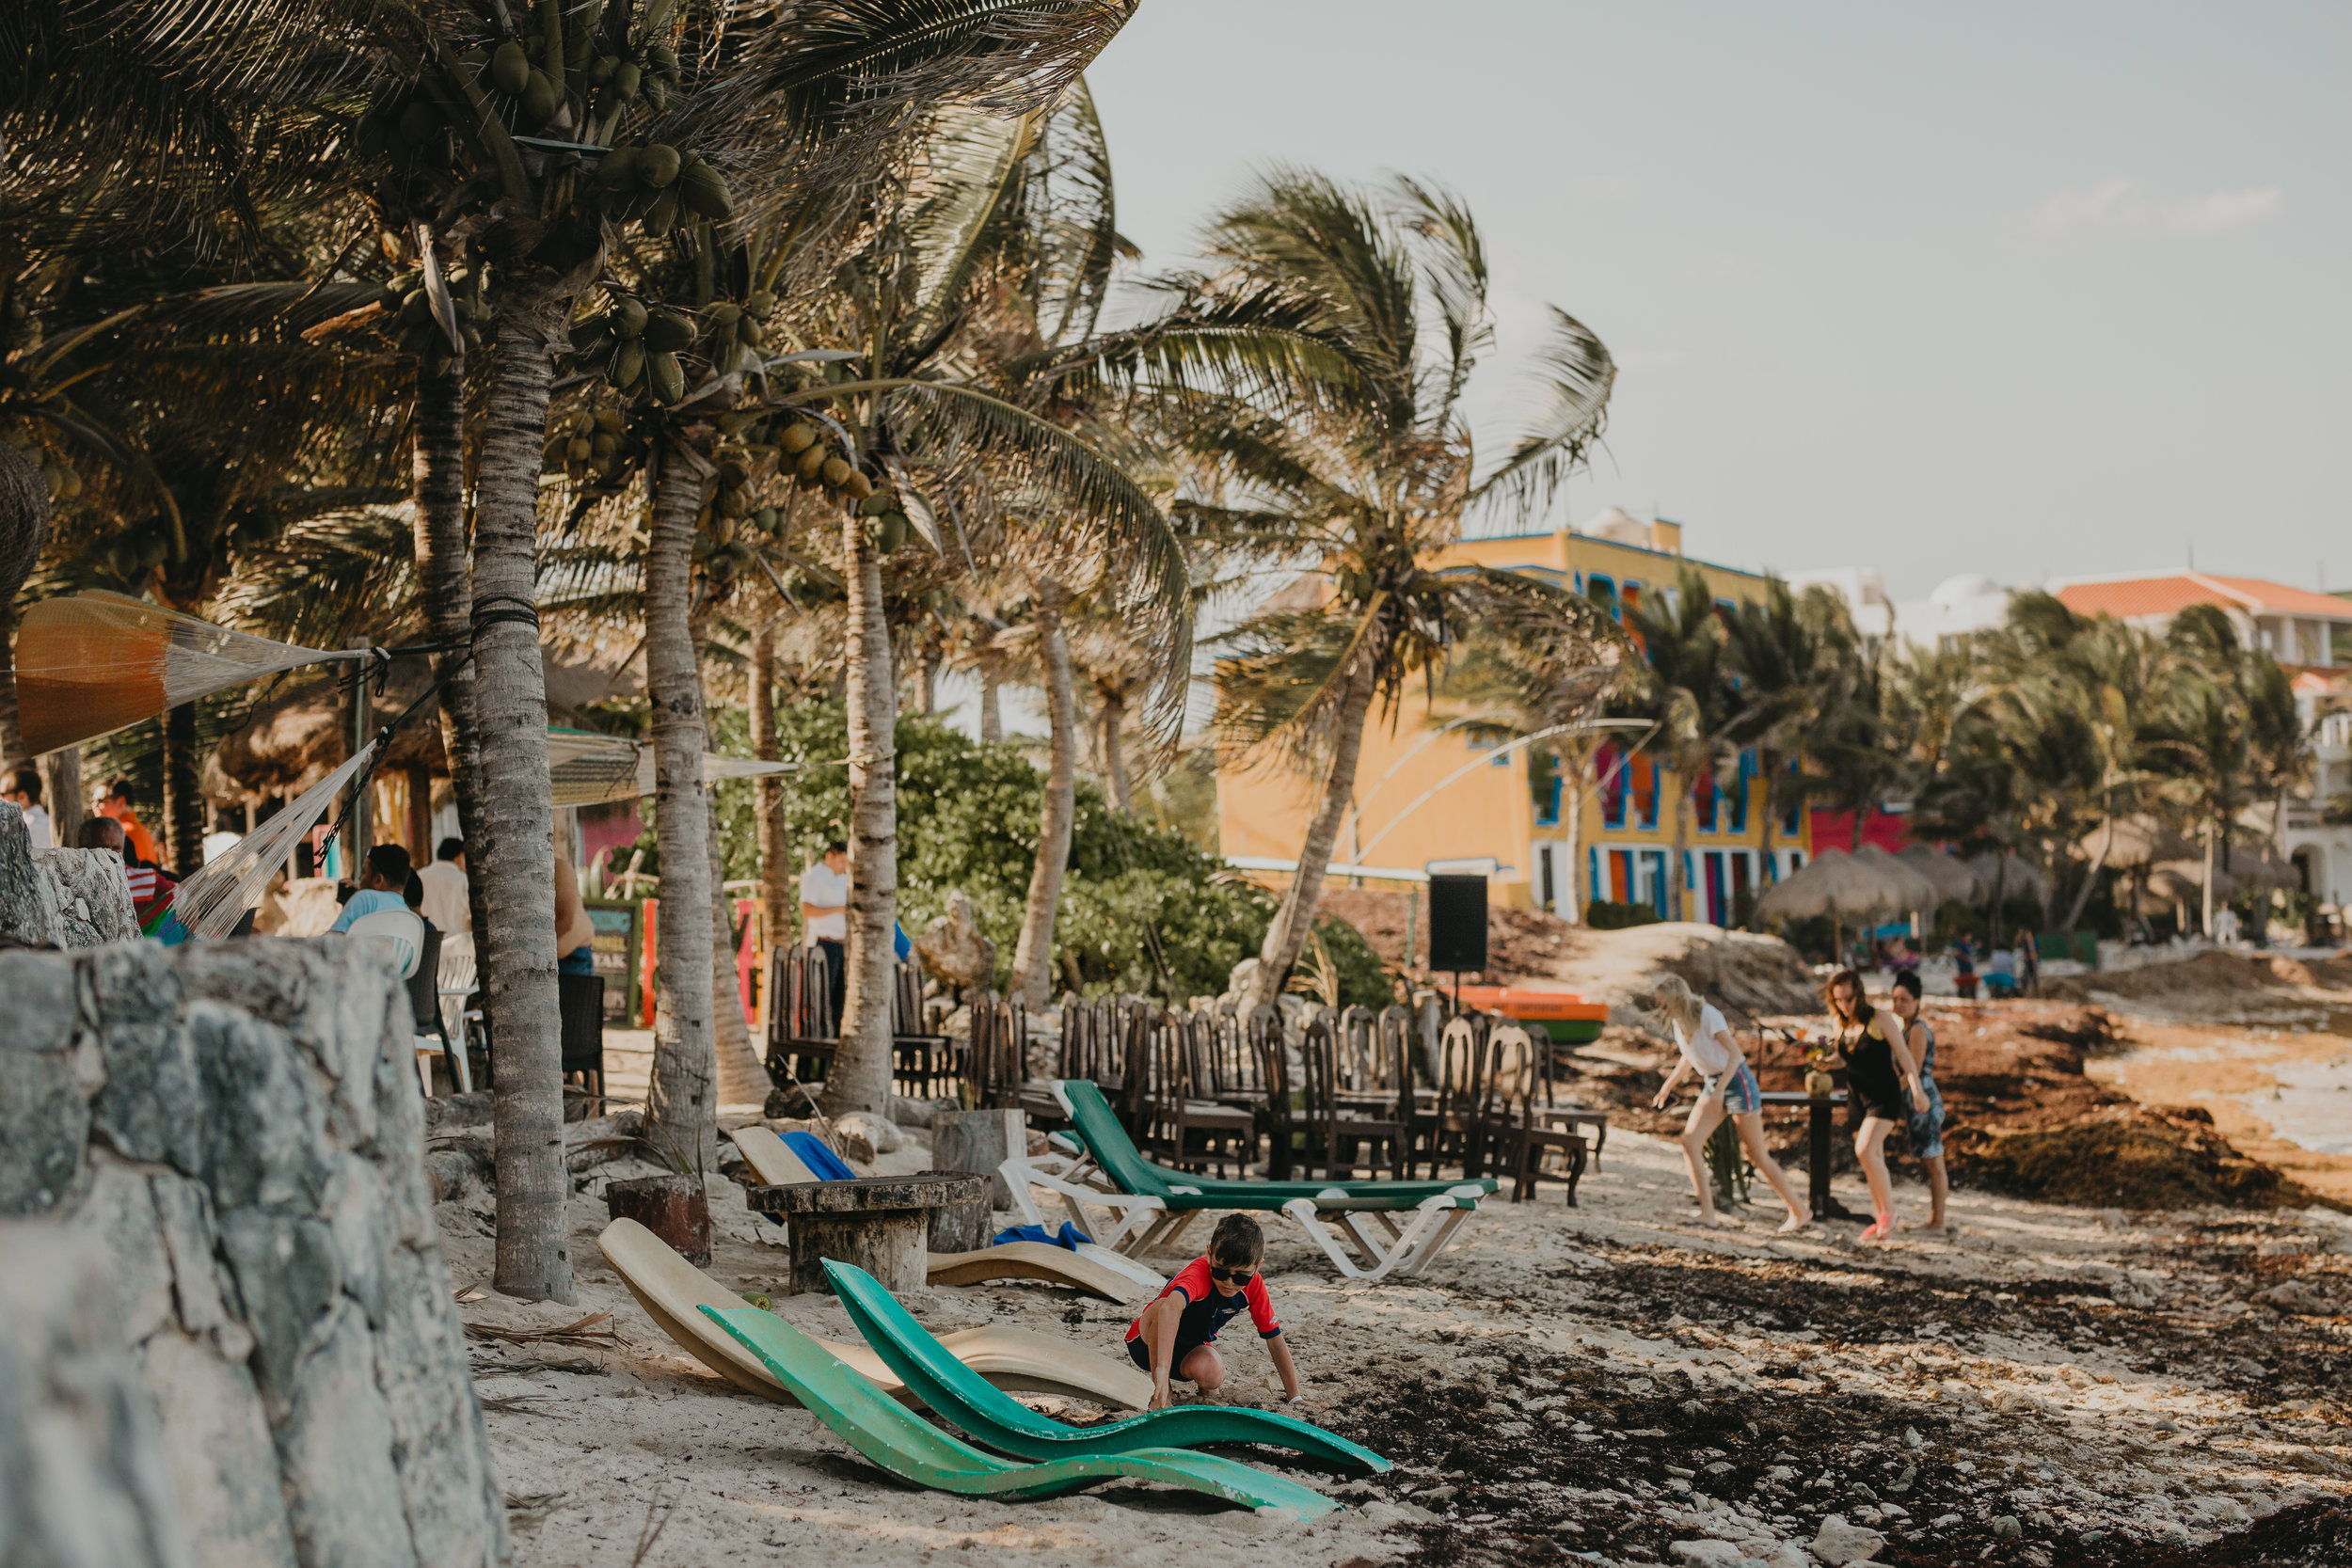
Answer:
[{"left": 1148, "top": 1380, "right": 1172, "bottom": 1412}]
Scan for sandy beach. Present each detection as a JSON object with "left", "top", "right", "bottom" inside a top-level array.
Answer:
[{"left": 437, "top": 1037, "right": 2352, "bottom": 1568}]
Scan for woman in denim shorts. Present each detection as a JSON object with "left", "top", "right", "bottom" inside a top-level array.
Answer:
[
  {"left": 1650, "top": 974, "right": 1809, "bottom": 1233},
  {"left": 1888, "top": 971, "right": 1947, "bottom": 1230}
]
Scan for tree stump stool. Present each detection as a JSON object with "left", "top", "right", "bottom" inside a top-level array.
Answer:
[
  {"left": 749, "top": 1171, "right": 989, "bottom": 1294},
  {"left": 606, "top": 1174, "right": 712, "bottom": 1265}
]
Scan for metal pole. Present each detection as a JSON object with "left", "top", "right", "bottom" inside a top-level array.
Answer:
[{"left": 347, "top": 636, "right": 372, "bottom": 872}]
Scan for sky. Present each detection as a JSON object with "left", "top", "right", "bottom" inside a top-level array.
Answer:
[{"left": 1079, "top": 1, "right": 2352, "bottom": 601}]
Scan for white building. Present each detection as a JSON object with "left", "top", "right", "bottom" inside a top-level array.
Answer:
[{"left": 1780, "top": 567, "right": 2013, "bottom": 651}]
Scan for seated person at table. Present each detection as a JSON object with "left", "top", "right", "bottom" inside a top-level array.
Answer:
[
  {"left": 1125, "top": 1215, "right": 1305, "bottom": 1412},
  {"left": 330, "top": 846, "right": 417, "bottom": 932}
]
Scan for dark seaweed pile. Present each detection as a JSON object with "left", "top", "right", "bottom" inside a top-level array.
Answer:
[{"left": 1289, "top": 1227, "right": 2348, "bottom": 1567}]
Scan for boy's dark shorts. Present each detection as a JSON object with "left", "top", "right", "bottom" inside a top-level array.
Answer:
[{"left": 1128, "top": 1337, "right": 1213, "bottom": 1378}]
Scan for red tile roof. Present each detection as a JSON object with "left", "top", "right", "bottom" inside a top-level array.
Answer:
[{"left": 2053, "top": 572, "right": 2352, "bottom": 623}]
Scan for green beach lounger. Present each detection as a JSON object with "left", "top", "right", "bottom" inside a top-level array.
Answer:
[
  {"left": 1001, "top": 1080, "right": 1494, "bottom": 1280},
  {"left": 700, "top": 1305, "right": 1337, "bottom": 1515},
  {"left": 823, "top": 1259, "right": 1391, "bottom": 1471}
]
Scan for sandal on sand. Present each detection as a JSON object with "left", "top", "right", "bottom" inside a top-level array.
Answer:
[{"left": 1858, "top": 1216, "right": 1892, "bottom": 1243}]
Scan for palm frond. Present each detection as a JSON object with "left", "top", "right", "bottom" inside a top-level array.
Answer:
[
  {"left": 1469, "top": 305, "right": 1614, "bottom": 525},
  {"left": 894, "top": 105, "right": 1037, "bottom": 357},
  {"left": 886, "top": 377, "right": 1191, "bottom": 738},
  {"left": 743, "top": 0, "right": 1136, "bottom": 142},
  {"left": 1387, "top": 174, "right": 1491, "bottom": 420},
  {"left": 1208, "top": 603, "right": 1379, "bottom": 771}
]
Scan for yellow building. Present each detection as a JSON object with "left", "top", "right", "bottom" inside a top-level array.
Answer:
[{"left": 1217, "top": 510, "right": 1816, "bottom": 923}]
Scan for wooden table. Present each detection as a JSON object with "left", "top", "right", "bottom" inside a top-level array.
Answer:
[
  {"left": 749, "top": 1171, "right": 990, "bottom": 1294},
  {"left": 1756, "top": 1090, "right": 1861, "bottom": 1221}
]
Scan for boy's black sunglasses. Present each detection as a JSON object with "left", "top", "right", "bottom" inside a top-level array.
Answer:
[{"left": 1208, "top": 1265, "right": 1256, "bottom": 1285}]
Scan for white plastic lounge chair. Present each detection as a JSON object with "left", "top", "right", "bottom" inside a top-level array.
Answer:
[{"left": 999, "top": 1082, "right": 1492, "bottom": 1281}]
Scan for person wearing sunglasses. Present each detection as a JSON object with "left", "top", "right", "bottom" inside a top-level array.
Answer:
[{"left": 1123, "top": 1214, "right": 1305, "bottom": 1412}]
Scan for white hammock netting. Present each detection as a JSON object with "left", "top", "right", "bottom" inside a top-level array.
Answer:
[{"left": 174, "top": 744, "right": 377, "bottom": 940}]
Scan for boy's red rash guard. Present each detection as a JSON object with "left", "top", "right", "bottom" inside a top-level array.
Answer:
[{"left": 1125, "top": 1257, "right": 1281, "bottom": 1345}]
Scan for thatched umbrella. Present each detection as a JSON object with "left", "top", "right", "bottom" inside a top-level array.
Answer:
[
  {"left": 1966, "top": 850, "right": 2049, "bottom": 906},
  {"left": 2078, "top": 815, "right": 2197, "bottom": 871},
  {"left": 1756, "top": 847, "right": 1923, "bottom": 963},
  {"left": 1754, "top": 849, "right": 1899, "bottom": 920},
  {"left": 1851, "top": 844, "right": 1942, "bottom": 929},
  {"left": 2231, "top": 850, "right": 2302, "bottom": 890},
  {"left": 1893, "top": 843, "right": 1979, "bottom": 908}
]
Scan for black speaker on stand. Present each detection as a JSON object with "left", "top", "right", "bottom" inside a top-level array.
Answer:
[{"left": 1427, "top": 874, "right": 1487, "bottom": 1012}]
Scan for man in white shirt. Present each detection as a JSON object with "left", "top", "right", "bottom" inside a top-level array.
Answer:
[
  {"left": 416, "top": 836, "right": 472, "bottom": 933},
  {"left": 799, "top": 840, "right": 850, "bottom": 1024},
  {"left": 5, "top": 766, "right": 53, "bottom": 848}
]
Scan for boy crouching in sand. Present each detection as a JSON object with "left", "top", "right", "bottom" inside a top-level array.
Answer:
[{"left": 1125, "top": 1214, "right": 1305, "bottom": 1411}]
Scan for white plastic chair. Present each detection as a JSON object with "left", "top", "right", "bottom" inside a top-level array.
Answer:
[{"left": 344, "top": 909, "right": 450, "bottom": 1095}]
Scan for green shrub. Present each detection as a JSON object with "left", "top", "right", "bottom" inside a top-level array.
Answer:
[
  {"left": 1585, "top": 898, "right": 1661, "bottom": 930},
  {"left": 690, "top": 700, "right": 1388, "bottom": 1006}
]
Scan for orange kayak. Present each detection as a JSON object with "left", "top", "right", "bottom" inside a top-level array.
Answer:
[{"left": 1451, "top": 987, "right": 1608, "bottom": 1043}]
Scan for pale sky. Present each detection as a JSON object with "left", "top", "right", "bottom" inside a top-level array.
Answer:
[{"left": 1083, "top": 1, "right": 2352, "bottom": 600}]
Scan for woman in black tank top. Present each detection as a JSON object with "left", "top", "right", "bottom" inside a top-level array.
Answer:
[{"left": 1825, "top": 969, "right": 1929, "bottom": 1243}]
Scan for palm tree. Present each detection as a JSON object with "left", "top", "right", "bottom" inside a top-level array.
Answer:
[
  {"left": 2145, "top": 605, "right": 2303, "bottom": 932},
  {"left": 17, "top": 0, "right": 1156, "bottom": 1293},
  {"left": 1068, "top": 170, "right": 1615, "bottom": 1010},
  {"left": 1623, "top": 563, "right": 1741, "bottom": 923},
  {"left": 742, "top": 103, "right": 1186, "bottom": 1113},
  {"left": 1430, "top": 595, "right": 1634, "bottom": 920},
  {"left": 1721, "top": 578, "right": 1858, "bottom": 889}
]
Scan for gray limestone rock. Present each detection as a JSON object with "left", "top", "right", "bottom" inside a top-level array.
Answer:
[
  {"left": 0, "top": 1227, "right": 194, "bottom": 1568},
  {"left": 915, "top": 889, "right": 996, "bottom": 989},
  {"left": 1812, "top": 1513, "right": 1888, "bottom": 1565},
  {"left": 0, "top": 801, "right": 54, "bottom": 945},
  {"left": 0, "top": 927, "right": 509, "bottom": 1567},
  {"left": 36, "top": 847, "right": 140, "bottom": 944},
  {"left": 0, "top": 951, "right": 90, "bottom": 1214}
]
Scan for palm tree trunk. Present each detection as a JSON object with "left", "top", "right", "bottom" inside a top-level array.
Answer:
[
  {"left": 408, "top": 351, "right": 490, "bottom": 950},
  {"left": 1669, "top": 760, "right": 1690, "bottom": 923},
  {"left": 685, "top": 575, "right": 766, "bottom": 1111},
  {"left": 1242, "top": 657, "right": 1378, "bottom": 1015},
  {"left": 472, "top": 285, "right": 571, "bottom": 1303},
  {"left": 41, "top": 747, "right": 82, "bottom": 847},
  {"left": 1562, "top": 758, "right": 1583, "bottom": 924},
  {"left": 977, "top": 647, "right": 1004, "bottom": 743},
  {"left": 751, "top": 612, "right": 790, "bottom": 1026},
  {"left": 0, "top": 440, "right": 47, "bottom": 769},
  {"left": 709, "top": 790, "right": 767, "bottom": 1107},
  {"left": 642, "top": 439, "right": 717, "bottom": 1176},
  {"left": 1099, "top": 686, "right": 1131, "bottom": 814},
  {"left": 2063, "top": 808, "right": 2114, "bottom": 931},
  {"left": 1010, "top": 583, "right": 1075, "bottom": 1007},
  {"left": 912, "top": 648, "right": 936, "bottom": 716},
  {"left": 823, "top": 515, "right": 898, "bottom": 1116},
  {"left": 162, "top": 703, "right": 203, "bottom": 873},
  {"left": 0, "top": 599, "right": 21, "bottom": 769}
]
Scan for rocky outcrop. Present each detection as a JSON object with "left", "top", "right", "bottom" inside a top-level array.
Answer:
[
  {"left": 0, "top": 937, "right": 510, "bottom": 1568},
  {"left": 0, "top": 800, "right": 138, "bottom": 946},
  {"left": 915, "top": 889, "right": 996, "bottom": 990},
  {"left": 0, "top": 1228, "right": 189, "bottom": 1568}
]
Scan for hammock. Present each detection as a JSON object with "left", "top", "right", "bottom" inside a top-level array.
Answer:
[
  {"left": 548, "top": 727, "right": 791, "bottom": 807},
  {"left": 15, "top": 593, "right": 373, "bottom": 756},
  {"left": 171, "top": 745, "right": 378, "bottom": 940}
]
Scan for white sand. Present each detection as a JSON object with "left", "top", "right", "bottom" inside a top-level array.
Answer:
[{"left": 436, "top": 1118, "right": 2351, "bottom": 1566}]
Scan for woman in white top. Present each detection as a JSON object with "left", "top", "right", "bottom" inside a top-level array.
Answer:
[{"left": 1649, "top": 974, "right": 1809, "bottom": 1232}]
